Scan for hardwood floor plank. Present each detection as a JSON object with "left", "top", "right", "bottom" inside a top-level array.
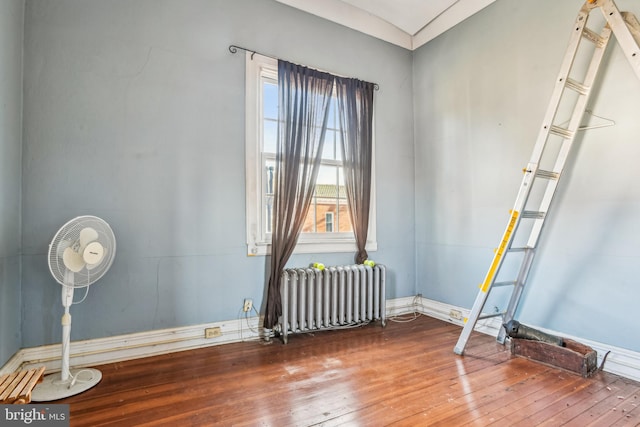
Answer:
[
  {"left": 317, "top": 336, "right": 512, "bottom": 426},
  {"left": 514, "top": 373, "right": 631, "bottom": 426},
  {"left": 609, "top": 397, "right": 640, "bottom": 427},
  {"left": 382, "top": 355, "right": 556, "bottom": 424},
  {"left": 568, "top": 378, "right": 640, "bottom": 426},
  {"left": 588, "top": 393, "right": 640, "bottom": 426},
  {"left": 428, "top": 365, "right": 559, "bottom": 425},
  {"left": 484, "top": 370, "right": 591, "bottom": 425}
]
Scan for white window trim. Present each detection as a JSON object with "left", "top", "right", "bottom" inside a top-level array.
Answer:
[{"left": 244, "top": 52, "right": 377, "bottom": 257}]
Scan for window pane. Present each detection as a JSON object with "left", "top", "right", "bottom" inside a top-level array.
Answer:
[
  {"left": 316, "top": 164, "right": 336, "bottom": 186},
  {"left": 264, "top": 159, "right": 275, "bottom": 234},
  {"left": 263, "top": 81, "right": 278, "bottom": 120},
  {"left": 336, "top": 168, "right": 352, "bottom": 232},
  {"left": 302, "top": 198, "right": 317, "bottom": 233},
  {"left": 322, "top": 130, "right": 335, "bottom": 160},
  {"left": 322, "top": 98, "right": 341, "bottom": 161},
  {"left": 263, "top": 119, "right": 277, "bottom": 154},
  {"left": 327, "top": 98, "right": 336, "bottom": 128},
  {"left": 337, "top": 197, "right": 351, "bottom": 232},
  {"left": 301, "top": 165, "right": 352, "bottom": 234},
  {"left": 335, "top": 130, "right": 343, "bottom": 162}
]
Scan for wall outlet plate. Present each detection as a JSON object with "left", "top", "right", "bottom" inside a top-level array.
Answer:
[
  {"left": 204, "top": 327, "right": 222, "bottom": 339},
  {"left": 449, "top": 309, "right": 463, "bottom": 320},
  {"left": 243, "top": 298, "right": 253, "bottom": 312}
]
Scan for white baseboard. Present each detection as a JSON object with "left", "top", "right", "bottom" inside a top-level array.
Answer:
[
  {"left": 385, "top": 295, "right": 420, "bottom": 318},
  {"left": 0, "top": 315, "right": 262, "bottom": 376},
  {"left": 415, "top": 296, "right": 503, "bottom": 335},
  {"left": 3, "top": 296, "right": 640, "bottom": 384},
  {"left": 0, "top": 350, "right": 24, "bottom": 377}
]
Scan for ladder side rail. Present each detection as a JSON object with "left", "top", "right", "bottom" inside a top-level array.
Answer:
[
  {"left": 620, "top": 12, "right": 640, "bottom": 46},
  {"left": 496, "top": 247, "right": 536, "bottom": 343},
  {"left": 503, "top": 21, "right": 613, "bottom": 337},
  {"left": 453, "top": 283, "right": 493, "bottom": 355},
  {"left": 453, "top": 210, "right": 520, "bottom": 355},
  {"left": 526, "top": 24, "right": 613, "bottom": 248},
  {"left": 526, "top": 6, "right": 593, "bottom": 168},
  {"left": 597, "top": 0, "right": 640, "bottom": 80}
]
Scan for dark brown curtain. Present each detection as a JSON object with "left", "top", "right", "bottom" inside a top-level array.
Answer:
[
  {"left": 263, "top": 60, "right": 335, "bottom": 330},
  {"left": 335, "top": 77, "right": 375, "bottom": 264}
]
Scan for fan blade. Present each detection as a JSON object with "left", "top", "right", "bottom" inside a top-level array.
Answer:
[
  {"left": 56, "top": 240, "right": 72, "bottom": 258},
  {"left": 83, "top": 241, "right": 105, "bottom": 266},
  {"left": 79, "top": 227, "right": 99, "bottom": 249},
  {"left": 63, "top": 247, "right": 85, "bottom": 273}
]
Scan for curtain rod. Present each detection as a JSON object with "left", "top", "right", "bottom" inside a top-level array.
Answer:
[{"left": 228, "top": 44, "right": 379, "bottom": 91}]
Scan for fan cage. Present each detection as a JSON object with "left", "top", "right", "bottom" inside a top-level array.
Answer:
[{"left": 48, "top": 216, "right": 116, "bottom": 288}]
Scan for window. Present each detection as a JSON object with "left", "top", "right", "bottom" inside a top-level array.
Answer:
[
  {"left": 325, "top": 212, "right": 334, "bottom": 233},
  {"left": 245, "top": 53, "right": 377, "bottom": 256}
]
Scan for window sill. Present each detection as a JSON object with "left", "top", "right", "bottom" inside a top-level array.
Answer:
[{"left": 247, "top": 240, "right": 377, "bottom": 257}]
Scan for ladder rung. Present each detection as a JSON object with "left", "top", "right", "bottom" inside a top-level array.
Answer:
[
  {"left": 521, "top": 210, "right": 546, "bottom": 219},
  {"left": 549, "top": 125, "right": 575, "bottom": 139},
  {"left": 492, "top": 281, "right": 516, "bottom": 288},
  {"left": 535, "top": 169, "right": 560, "bottom": 180},
  {"left": 478, "top": 311, "right": 506, "bottom": 321},
  {"left": 507, "top": 246, "right": 532, "bottom": 252},
  {"left": 565, "top": 78, "right": 589, "bottom": 95},
  {"left": 582, "top": 27, "right": 607, "bottom": 47}
]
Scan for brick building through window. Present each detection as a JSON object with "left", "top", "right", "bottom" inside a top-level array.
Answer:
[{"left": 302, "top": 184, "right": 353, "bottom": 233}]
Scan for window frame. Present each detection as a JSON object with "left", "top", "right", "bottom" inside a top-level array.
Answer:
[{"left": 244, "top": 53, "right": 377, "bottom": 256}]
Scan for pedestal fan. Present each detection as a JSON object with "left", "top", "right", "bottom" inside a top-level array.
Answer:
[{"left": 32, "top": 215, "right": 116, "bottom": 401}]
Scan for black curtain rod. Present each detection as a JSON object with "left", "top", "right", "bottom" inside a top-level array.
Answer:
[{"left": 228, "top": 44, "right": 379, "bottom": 91}]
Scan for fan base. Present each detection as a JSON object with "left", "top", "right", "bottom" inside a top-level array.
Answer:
[{"left": 31, "top": 368, "right": 102, "bottom": 402}]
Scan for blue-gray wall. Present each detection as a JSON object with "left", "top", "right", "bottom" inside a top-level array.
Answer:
[
  {"left": 6, "top": 0, "right": 640, "bottom": 368},
  {"left": 19, "top": 0, "right": 415, "bottom": 348},
  {"left": 414, "top": 0, "right": 640, "bottom": 351},
  {"left": 0, "top": 0, "right": 24, "bottom": 366}
]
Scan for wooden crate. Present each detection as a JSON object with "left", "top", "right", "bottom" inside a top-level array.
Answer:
[
  {"left": 0, "top": 366, "right": 46, "bottom": 404},
  {"left": 510, "top": 337, "right": 597, "bottom": 377}
]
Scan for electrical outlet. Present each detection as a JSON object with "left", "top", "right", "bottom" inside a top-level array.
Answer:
[
  {"left": 204, "top": 327, "right": 222, "bottom": 339},
  {"left": 449, "top": 309, "right": 463, "bottom": 320},
  {"left": 243, "top": 298, "right": 253, "bottom": 312}
]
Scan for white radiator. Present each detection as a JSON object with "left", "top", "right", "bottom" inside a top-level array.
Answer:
[{"left": 279, "top": 264, "right": 386, "bottom": 344}]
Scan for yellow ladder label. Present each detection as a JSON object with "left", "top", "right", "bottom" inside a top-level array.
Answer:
[{"left": 480, "top": 210, "right": 519, "bottom": 292}]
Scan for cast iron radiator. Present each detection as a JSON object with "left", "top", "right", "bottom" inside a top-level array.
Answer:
[{"left": 279, "top": 264, "right": 386, "bottom": 344}]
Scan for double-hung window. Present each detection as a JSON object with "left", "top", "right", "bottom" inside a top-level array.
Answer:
[{"left": 245, "top": 53, "right": 376, "bottom": 256}]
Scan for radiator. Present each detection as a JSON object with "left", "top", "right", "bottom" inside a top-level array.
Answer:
[{"left": 279, "top": 264, "right": 386, "bottom": 344}]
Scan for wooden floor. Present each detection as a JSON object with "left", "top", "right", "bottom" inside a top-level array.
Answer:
[{"left": 60, "top": 315, "right": 640, "bottom": 426}]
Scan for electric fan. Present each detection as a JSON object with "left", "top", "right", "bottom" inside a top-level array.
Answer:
[{"left": 32, "top": 215, "right": 116, "bottom": 401}]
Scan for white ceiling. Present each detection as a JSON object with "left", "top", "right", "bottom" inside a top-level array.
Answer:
[{"left": 275, "top": 0, "right": 497, "bottom": 50}]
